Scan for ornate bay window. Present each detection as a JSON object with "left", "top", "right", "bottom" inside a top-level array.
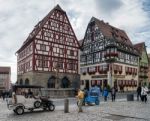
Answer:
[{"left": 104, "top": 48, "right": 118, "bottom": 63}]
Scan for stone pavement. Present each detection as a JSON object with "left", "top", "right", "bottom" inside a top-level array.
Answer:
[{"left": 0, "top": 96, "right": 150, "bottom": 121}]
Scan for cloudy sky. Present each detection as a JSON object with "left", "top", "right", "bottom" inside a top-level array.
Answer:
[{"left": 0, "top": 0, "right": 150, "bottom": 83}]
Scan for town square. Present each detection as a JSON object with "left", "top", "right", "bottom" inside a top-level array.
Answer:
[{"left": 0, "top": 0, "right": 150, "bottom": 120}]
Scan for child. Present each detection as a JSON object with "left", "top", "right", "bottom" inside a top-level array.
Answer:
[{"left": 103, "top": 87, "right": 109, "bottom": 101}]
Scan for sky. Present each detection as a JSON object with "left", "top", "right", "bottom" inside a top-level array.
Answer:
[{"left": 0, "top": 0, "right": 150, "bottom": 83}]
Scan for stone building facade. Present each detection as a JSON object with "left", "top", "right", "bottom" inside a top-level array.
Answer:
[{"left": 16, "top": 5, "right": 80, "bottom": 89}]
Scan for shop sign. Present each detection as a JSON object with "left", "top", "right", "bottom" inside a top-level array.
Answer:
[
  {"left": 114, "top": 75, "right": 125, "bottom": 78},
  {"left": 91, "top": 75, "right": 107, "bottom": 79}
]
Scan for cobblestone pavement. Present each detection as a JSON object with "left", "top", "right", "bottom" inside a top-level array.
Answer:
[
  {"left": 0, "top": 96, "right": 149, "bottom": 121},
  {"left": 53, "top": 91, "right": 137, "bottom": 106}
]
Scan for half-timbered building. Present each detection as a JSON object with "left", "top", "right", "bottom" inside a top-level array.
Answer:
[
  {"left": 80, "top": 17, "right": 139, "bottom": 91},
  {"left": 16, "top": 5, "right": 80, "bottom": 89},
  {"left": 134, "top": 42, "right": 149, "bottom": 86}
]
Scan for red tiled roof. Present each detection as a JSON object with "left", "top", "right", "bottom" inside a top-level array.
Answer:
[
  {"left": 16, "top": 4, "right": 67, "bottom": 53},
  {"left": 93, "top": 17, "right": 133, "bottom": 46},
  {"left": 0, "top": 67, "right": 11, "bottom": 74},
  {"left": 133, "top": 42, "right": 145, "bottom": 55}
]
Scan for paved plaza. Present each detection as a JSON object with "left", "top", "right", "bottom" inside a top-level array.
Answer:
[{"left": 0, "top": 96, "right": 150, "bottom": 121}]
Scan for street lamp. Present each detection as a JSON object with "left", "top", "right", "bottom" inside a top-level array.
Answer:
[
  {"left": 54, "top": 63, "right": 59, "bottom": 89},
  {"left": 107, "top": 63, "right": 112, "bottom": 87}
]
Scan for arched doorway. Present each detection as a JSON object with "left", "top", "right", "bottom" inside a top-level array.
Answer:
[
  {"left": 47, "top": 76, "right": 56, "bottom": 88},
  {"left": 25, "top": 78, "right": 29, "bottom": 85},
  {"left": 20, "top": 79, "right": 23, "bottom": 85},
  {"left": 61, "top": 77, "right": 70, "bottom": 88}
]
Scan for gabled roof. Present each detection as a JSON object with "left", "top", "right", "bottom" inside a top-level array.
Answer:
[
  {"left": 0, "top": 67, "right": 11, "bottom": 74},
  {"left": 16, "top": 4, "right": 67, "bottom": 53},
  {"left": 133, "top": 42, "right": 145, "bottom": 55},
  {"left": 88, "top": 17, "right": 133, "bottom": 46},
  {"left": 54, "top": 4, "right": 65, "bottom": 12},
  {"left": 79, "top": 39, "right": 83, "bottom": 48},
  {"left": 134, "top": 42, "right": 149, "bottom": 62}
]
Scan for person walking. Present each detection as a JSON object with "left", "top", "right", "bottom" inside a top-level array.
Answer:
[
  {"left": 103, "top": 87, "right": 109, "bottom": 102},
  {"left": 83, "top": 88, "right": 88, "bottom": 105},
  {"left": 141, "top": 84, "right": 148, "bottom": 103},
  {"left": 2, "top": 91, "right": 5, "bottom": 101},
  {"left": 137, "top": 84, "right": 141, "bottom": 101},
  {"left": 111, "top": 87, "right": 116, "bottom": 102},
  {"left": 76, "top": 89, "right": 84, "bottom": 112}
]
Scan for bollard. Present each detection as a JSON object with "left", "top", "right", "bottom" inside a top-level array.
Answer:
[
  {"left": 64, "top": 98, "right": 69, "bottom": 113},
  {"left": 127, "top": 94, "right": 134, "bottom": 101}
]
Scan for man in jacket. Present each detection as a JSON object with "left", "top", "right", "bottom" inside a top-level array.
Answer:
[
  {"left": 141, "top": 84, "right": 148, "bottom": 103},
  {"left": 136, "top": 84, "right": 141, "bottom": 101},
  {"left": 103, "top": 87, "right": 109, "bottom": 101},
  {"left": 111, "top": 87, "right": 116, "bottom": 102},
  {"left": 76, "top": 89, "right": 84, "bottom": 112}
]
